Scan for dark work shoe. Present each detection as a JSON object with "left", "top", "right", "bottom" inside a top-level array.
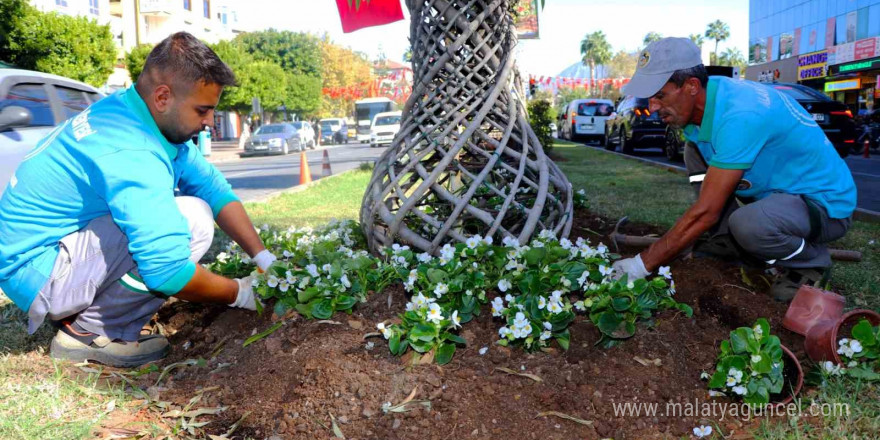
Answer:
[
  {"left": 50, "top": 322, "right": 170, "bottom": 367},
  {"left": 770, "top": 267, "right": 827, "bottom": 303}
]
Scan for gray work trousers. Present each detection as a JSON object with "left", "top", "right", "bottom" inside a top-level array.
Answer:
[
  {"left": 27, "top": 196, "right": 215, "bottom": 341},
  {"left": 684, "top": 142, "right": 851, "bottom": 269}
]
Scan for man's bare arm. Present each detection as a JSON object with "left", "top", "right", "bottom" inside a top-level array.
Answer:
[{"left": 639, "top": 166, "right": 744, "bottom": 272}]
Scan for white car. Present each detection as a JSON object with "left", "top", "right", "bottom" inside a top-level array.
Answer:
[
  {"left": 289, "top": 121, "right": 316, "bottom": 150},
  {"left": 560, "top": 98, "right": 614, "bottom": 144},
  {"left": 369, "top": 111, "right": 402, "bottom": 148},
  {"left": 0, "top": 69, "right": 103, "bottom": 198}
]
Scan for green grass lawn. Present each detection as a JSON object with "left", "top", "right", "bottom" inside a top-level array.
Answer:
[{"left": 1, "top": 141, "right": 877, "bottom": 439}]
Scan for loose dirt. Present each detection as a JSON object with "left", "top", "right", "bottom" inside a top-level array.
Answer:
[{"left": 108, "top": 209, "right": 827, "bottom": 439}]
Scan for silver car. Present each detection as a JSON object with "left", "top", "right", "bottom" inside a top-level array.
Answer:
[
  {"left": 0, "top": 69, "right": 103, "bottom": 198},
  {"left": 243, "top": 123, "right": 299, "bottom": 155}
]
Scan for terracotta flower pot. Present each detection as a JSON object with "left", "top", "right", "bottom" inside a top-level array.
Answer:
[
  {"left": 782, "top": 285, "right": 845, "bottom": 336},
  {"left": 770, "top": 344, "right": 804, "bottom": 407},
  {"left": 804, "top": 310, "right": 880, "bottom": 364}
]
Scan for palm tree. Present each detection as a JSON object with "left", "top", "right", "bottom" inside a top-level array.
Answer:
[
  {"left": 705, "top": 20, "right": 730, "bottom": 65},
  {"left": 643, "top": 32, "right": 663, "bottom": 47},
  {"left": 579, "top": 31, "right": 611, "bottom": 96},
  {"left": 689, "top": 33, "right": 704, "bottom": 49},
  {"left": 718, "top": 47, "right": 746, "bottom": 76}
]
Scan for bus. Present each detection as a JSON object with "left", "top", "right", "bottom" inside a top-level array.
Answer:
[{"left": 354, "top": 97, "right": 397, "bottom": 143}]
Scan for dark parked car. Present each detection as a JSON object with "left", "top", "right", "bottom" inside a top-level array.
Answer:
[
  {"left": 604, "top": 95, "right": 670, "bottom": 154},
  {"left": 764, "top": 83, "right": 855, "bottom": 158}
]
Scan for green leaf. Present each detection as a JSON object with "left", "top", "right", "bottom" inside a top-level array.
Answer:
[
  {"left": 524, "top": 247, "right": 546, "bottom": 266},
  {"left": 555, "top": 330, "right": 570, "bottom": 350},
  {"left": 242, "top": 321, "right": 284, "bottom": 348},
  {"left": 611, "top": 296, "right": 633, "bottom": 312},
  {"left": 730, "top": 328, "right": 751, "bottom": 353},
  {"left": 312, "top": 299, "right": 334, "bottom": 320},
  {"left": 755, "top": 318, "right": 770, "bottom": 341},
  {"left": 708, "top": 370, "right": 727, "bottom": 388},
  {"left": 435, "top": 343, "right": 456, "bottom": 365},
  {"left": 295, "top": 302, "right": 314, "bottom": 319},
  {"left": 298, "top": 287, "right": 319, "bottom": 303},
  {"left": 389, "top": 332, "right": 402, "bottom": 355},
  {"left": 335, "top": 295, "right": 358, "bottom": 311},
  {"left": 443, "top": 332, "right": 467, "bottom": 345},
  {"left": 410, "top": 324, "right": 436, "bottom": 342},
  {"left": 426, "top": 268, "right": 448, "bottom": 284},
  {"left": 852, "top": 319, "right": 877, "bottom": 345},
  {"left": 846, "top": 365, "right": 880, "bottom": 381}
]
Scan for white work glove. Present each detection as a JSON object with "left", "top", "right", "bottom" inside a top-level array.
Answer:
[
  {"left": 611, "top": 254, "right": 651, "bottom": 282},
  {"left": 230, "top": 276, "right": 261, "bottom": 311},
  {"left": 253, "top": 249, "right": 277, "bottom": 273}
]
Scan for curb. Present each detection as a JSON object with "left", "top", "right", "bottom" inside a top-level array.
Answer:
[{"left": 583, "top": 144, "right": 880, "bottom": 223}]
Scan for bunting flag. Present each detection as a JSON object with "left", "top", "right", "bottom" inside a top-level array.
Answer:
[{"left": 335, "top": 0, "right": 405, "bottom": 33}]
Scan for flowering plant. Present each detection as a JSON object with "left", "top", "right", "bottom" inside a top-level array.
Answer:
[
  {"left": 830, "top": 319, "right": 880, "bottom": 381},
  {"left": 708, "top": 318, "right": 786, "bottom": 404}
]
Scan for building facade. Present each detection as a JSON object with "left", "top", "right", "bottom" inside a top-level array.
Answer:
[{"left": 748, "top": 0, "right": 880, "bottom": 114}]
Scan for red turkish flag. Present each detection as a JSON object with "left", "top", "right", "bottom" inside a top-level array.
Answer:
[{"left": 336, "top": 0, "right": 405, "bottom": 33}]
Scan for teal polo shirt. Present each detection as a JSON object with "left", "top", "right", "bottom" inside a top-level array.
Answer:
[{"left": 683, "top": 77, "right": 856, "bottom": 219}]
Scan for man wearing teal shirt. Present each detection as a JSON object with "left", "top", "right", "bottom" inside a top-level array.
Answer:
[
  {"left": 0, "top": 33, "right": 276, "bottom": 366},
  {"left": 611, "top": 38, "right": 856, "bottom": 301}
]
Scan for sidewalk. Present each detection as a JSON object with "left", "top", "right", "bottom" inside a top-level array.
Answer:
[{"left": 204, "top": 139, "right": 245, "bottom": 164}]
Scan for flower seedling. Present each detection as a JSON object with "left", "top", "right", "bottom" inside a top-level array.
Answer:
[
  {"left": 834, "top": 319, "right": 880, "bottom": 381},
  {"left": 708, "top": 318, "right": 786, "bottom": 405}
]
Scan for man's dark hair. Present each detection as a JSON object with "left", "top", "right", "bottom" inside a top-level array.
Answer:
[
  {"left": 668, "top": 64, "right": 708, "bottom": 89},
  {"left": 141, "top": 32, "right": 237, "bottom": 88}
]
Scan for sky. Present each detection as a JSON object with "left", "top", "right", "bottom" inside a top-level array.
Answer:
[{"left": 242, "top": 0, "right": 749, "bottom": 78}]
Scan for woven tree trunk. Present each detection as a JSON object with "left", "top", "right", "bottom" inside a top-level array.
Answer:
[{"left": 360, "top": 0, "right": 573, "bottom": 255}]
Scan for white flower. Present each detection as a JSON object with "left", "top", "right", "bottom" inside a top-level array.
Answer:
[
  {"left": 505, "top": 259, "right": 519, "bottom": 271},
  {"left": 377, "top": 322, "right": 392, "bottom": 339},
  {"left": 700, "top": 372, "right": 710, "bottom": 380},
  {"left": 751, "top": 354, "right": 762, "bottom": 363},
  {"left": 839, "top": 338, "right": 850, "bottom": 346},
  {"left": 405, "top": 301, "right": 416, "bottom": 311},
  {"left": 502, "top": 236, "right": 520, "bottom": 247},
  {"left": 466, "top": 235, "right": 482, "bottom": 249},
  {"left": 850, "top": 340, "right": 863, "bottom": 353},
  {"left": 450, "top": 310, "right": 461, "bottom": 329},
  {"left": 547, "top": 301, "right": 563, "bottom": 314},
  {"left": 559, "top": 238, "right": 572, "bottom": 250},
  {"left": 434, "top": 283, "right": 449, "bottom": 297},
  {"left": 577, "top": 271, "right": 589, "bottom": 288},
  {"left": 482, "top": 236, "right": 494, "bottom": 245},
  {"left": 561, "top": 278, "right": 572, "bottom": 288},
  {"left": 417, "top": 252, "right": 433, "bottom": 263},
  {"left": 479, "top": 347, "right": 488, "bottom": 355},
  {"left": 596, "top": 244, "right": 608, "bottom": 255},
  {"left": 491, "top": 297, "right": 506, "bottom": 317},
  {"left": 626, "top": 280, "right": 635, "bottom": 289},
  {"left": 577, "top": 189, "right": 585, "bottom": 196},
  {"left": 753, "top": 324, "right": 764, "bottom": 339},
  {"left": 306, "top": 264, "right": 319, "bottom": 277},
  {"left": 550, "top": 290, "right": 563, "bottom": 302},
  {"left": 322, "top": 263, "right": 332, "bottom": 273},
  {"left": 250, "top": 278, "right": 260, "bottom": 287},
  {"left": 426, "top": 303, "right": 444, "bottom": 324},
  {"left": 728, "top": 368, "right": 743, "bottom": 382},
  {"left": 340, "top": 274, "right": 351, "bottom": 288},
  {"left": 693, "top": 425, "right": 712, "bottom": 438},
  {"left": 532, "top": 240, "right": 545, "bottom": 248},
  {"left": 598, "top": 265, "right": 613, "bottom": 277},
  {"left": 540, "top": 330, "right": 552, "bottom": 341},
  {"left": 498, "top": 326, "right": 513, "bottom": 339},
  {"left": 822, "top": 361, "right": 843, "bottom": 376},
  {"left": 408, "top": 269, "right": 418, "bottom": 283},
  {"left": 282, "top": 250, "right": 293, "bottom": 258},
  {"left": 278, "top": 280, "right": 289, "bottom": 292},
  {"left": 513, "top": 312, "right": 529, "bottom": 328},
  {"left": 657, "top": 266, "right": 672, "bottom": 280},
  {"left": 847, "top": 360, "right": 858, "bottom": 368},
  {"left": 726, "top": 376, "right": 737, "bottom": 387},
  {"left": 465, "top": 289, "right": 473, "bottom": 296},
  {"left": 504, "top": 294, "right": 514, "bottom": 303},
  {"left": 216, "top": 252, "right": 229, "bottom": 263},
  {"left": 543, "top": 322, "right": 552, "bottom": 330},
  {"left": 267, "top": 275, "right": 279, "bottom": 288},
  {"left": 573, "top": 300, "right": 586, "bottom": 311},
  {"left": 497, "top": 279, "right": 512, "bottom": 292},
  {"left": 732, "top": 385, "right": 747, "bottom": 395},
  {"left": 412, "top": 292, "right": 431, "bottom": 309},
  {"left": 537, "top": 296, "right": 547, "bottom": 310},
  {"left": 439, "top": 244, "right": 455, "bottom": 262}
]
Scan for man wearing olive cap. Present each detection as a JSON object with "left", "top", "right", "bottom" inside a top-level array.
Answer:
[{"left": 610, "top": 37, "right": 856, "bottom": 301}]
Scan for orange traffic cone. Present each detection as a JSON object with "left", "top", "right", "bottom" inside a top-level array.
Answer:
[
  {"left": 299, "top": 151, "right": 312, "bottom": 185},
  {"left": 321, "top": 149, "right": 332, "bottom": 177}
]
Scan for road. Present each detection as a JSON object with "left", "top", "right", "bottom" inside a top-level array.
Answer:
[
  {"left": 215, "top": 142, "right": 386, "bottom": 202},
  {"left": 577, "top": 140, "right": 880, "bottom": 213}
]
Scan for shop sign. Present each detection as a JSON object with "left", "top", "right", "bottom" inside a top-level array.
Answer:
[
  {"left": 797, "top": 50, "right": 827, "bottom": 80},
  {"left": 836, "top": 59, "right": 880, "bottom": 73},
  {"left": 824, "top": 78, "right": 861, "bottom": 92},
  {"left": 829, "top": 37, "right": 880, "bottom": 65}
]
